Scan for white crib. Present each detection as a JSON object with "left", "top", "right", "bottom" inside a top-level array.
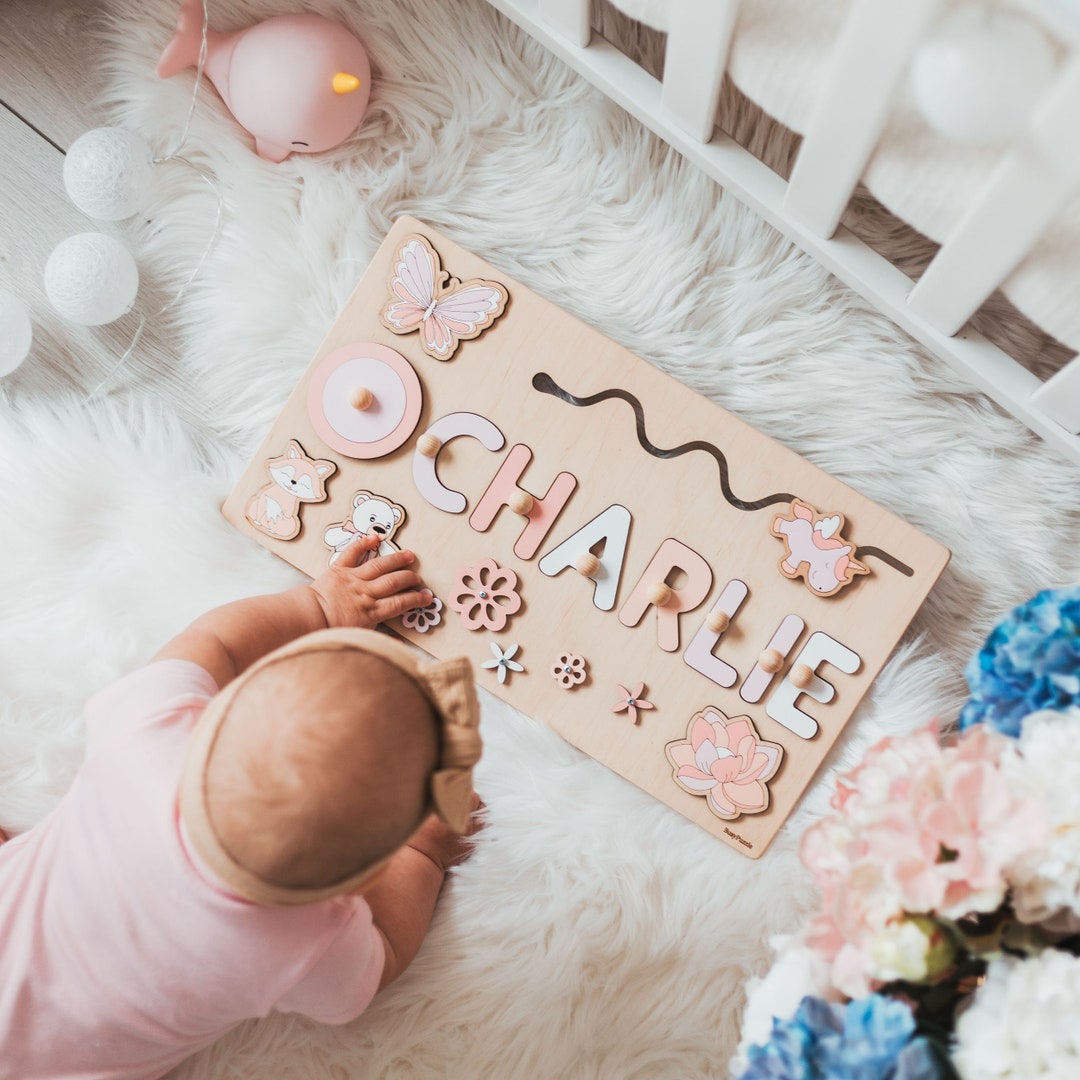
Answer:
[{"left": 481, "top": 0, "right": 1080, "bottom": 465}]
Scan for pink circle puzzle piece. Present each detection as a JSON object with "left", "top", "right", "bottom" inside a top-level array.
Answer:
[{"left": 307, "top": 342, "right": 422, "bottom": 459}]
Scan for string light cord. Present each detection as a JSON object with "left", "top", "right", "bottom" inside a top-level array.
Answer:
[{"left": 86, "top": 0, "right": 224, "bottom": 404}]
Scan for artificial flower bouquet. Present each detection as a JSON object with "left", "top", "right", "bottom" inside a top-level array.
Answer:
[{"left": 734, "top": 587, "right": 1080, "bottom": 1079}]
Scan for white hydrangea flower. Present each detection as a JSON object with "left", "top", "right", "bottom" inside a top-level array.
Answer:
[
  {"left": 954, "top": 952, "right": 1080, "bottom": 1078},
  {"left": 869, "top": 919, "right": 931, "bottom": 982},
  {"left": 729, "top": 935, "right": 835, "bottom": 1076},
  {"left": 1004, "top": 708, "right": 1080, "bottom": 930}
]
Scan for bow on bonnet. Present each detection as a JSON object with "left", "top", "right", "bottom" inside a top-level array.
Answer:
[{"left": 419, "top": 656, "right": 482, "bottom": 834}]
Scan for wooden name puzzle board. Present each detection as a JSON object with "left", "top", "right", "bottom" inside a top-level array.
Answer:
[{"left": 224, "top": 216, "right": 951, "bottom": 858}]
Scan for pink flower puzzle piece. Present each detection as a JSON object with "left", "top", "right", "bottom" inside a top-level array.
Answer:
[{"left": 448, "top": 558, "right": 522, "bottom": 632}]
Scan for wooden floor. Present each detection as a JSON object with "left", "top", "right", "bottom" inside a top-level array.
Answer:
[{"left": 0, "top": 0, "right": 174, "bottom": 404}]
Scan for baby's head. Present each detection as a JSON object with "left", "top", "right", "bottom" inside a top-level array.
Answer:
[{"left": 179, "top": 630, "right": 480, "bottom": 905}]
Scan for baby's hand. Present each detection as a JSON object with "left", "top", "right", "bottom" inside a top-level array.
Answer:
[
  {"left": 308, "top": 534, "right": 433, "bottom": 630},
  {"left": 407, "top": 795, "right": 485, "bottom": 873}
]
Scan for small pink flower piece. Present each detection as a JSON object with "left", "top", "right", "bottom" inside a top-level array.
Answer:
[
  {"left": 550, "top": 652, "right": 588, "bottom": 689},
  {"left": 665, "top": 707, "right": 783, "bottom": 821},
  {"left": 613, "top": 682, "right": 654, "bottom": 725},
  {"left": 448, "top": 558, "right": 522, "bottom": 632},
  {"left": 400, "top": 596, "right": 443, "bottom": 633}
]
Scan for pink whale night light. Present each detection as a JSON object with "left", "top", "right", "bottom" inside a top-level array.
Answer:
[{"left": 157, "top": 0, "right": 372, "bottom": 162}]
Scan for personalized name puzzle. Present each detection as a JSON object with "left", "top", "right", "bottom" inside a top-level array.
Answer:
[{"left": 224, "top": 217, "right": 950, "bottom": 857}]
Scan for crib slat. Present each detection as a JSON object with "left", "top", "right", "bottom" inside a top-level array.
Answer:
[
  {"left": 907, "top": 55, "right": 1080, "bottom": 336},
  {"left": 537, "top": 0, "right": 592, "bottom": 48},
  {"left": 784, "top": 0, "right": 941, "bottom": 239},
  {"left": 1031, "top": 353, "right": 1080, "bottom": 434},
  {"left": 481, "top": 0, "right": 1080, "bottom": 467},
  {"left": 661, "top": 0, "right": 738, "bottom": 143}
]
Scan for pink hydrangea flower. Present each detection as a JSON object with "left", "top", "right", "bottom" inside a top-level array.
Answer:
[
  {"left": 798, "top": 721, "right": 1048, "bottom": 999},
  {"left": 666, "top": 709, "right": 783, "bottom": 820}
]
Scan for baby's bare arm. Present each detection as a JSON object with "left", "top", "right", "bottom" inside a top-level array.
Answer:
[
  {"left": 365, "top": 802, "right": 483, "bottom": 990},
  {"left": 153, "top": 534, "right": 432, "bottom": 688}
]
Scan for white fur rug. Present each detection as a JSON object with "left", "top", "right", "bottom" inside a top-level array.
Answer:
[{"left": 3, "top": 1, "right": 1080, "bottom": 1077}]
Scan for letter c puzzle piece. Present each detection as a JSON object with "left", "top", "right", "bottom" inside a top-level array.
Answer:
[{"left": 412, "top": 413, "right": 506, "bottom": 514}]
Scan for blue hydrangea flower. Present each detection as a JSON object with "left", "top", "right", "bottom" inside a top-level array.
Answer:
[
  {"left": 740, "top": 994, "right": 946, "bottom": 1080},
  {"left": 959, "top": 586, "right": 1080, "bottom": 737}
]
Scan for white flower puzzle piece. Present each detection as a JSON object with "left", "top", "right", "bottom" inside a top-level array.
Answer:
[{"left": 482, "top": 641, "right": 524, "bottom": 684}]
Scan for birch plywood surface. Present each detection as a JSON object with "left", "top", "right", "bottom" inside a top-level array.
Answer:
[{"left": 224, "top": 216, "right": 951, "bottom": 857}]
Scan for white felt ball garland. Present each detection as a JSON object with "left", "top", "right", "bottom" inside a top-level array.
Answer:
[
  {"left": 63, "top": 127, "right": 154, "bottom": 222},
  {"left": 44, "top": 233, "right": 140, "bottom": 327},
  {"left": 0, "top": 288, "right": 33, "bottom": 376},
  {"left": 1, "top": 1, "right": 214, "bottom": 389},
  {"left": 42, "top": 124, "right": 150, "bottom": 327},
  {"left": 910, "top": 4, "right": 1057, "bottom": 143}
]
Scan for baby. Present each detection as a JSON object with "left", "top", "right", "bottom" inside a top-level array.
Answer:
[{"left": 0, "top": 533, "right": 482, "bottom": 1080}]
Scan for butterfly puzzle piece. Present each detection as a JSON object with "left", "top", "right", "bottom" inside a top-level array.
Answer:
[{"left": 380, "top": 233, "right": 509, "bottom": 360}]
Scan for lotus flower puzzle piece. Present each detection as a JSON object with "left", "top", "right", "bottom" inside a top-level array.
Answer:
[
  {"left": 771, "top": 500, "right": 870, "bottom": 597},
  {"left": 666, "top": 708, "right": 783, "bottom": 821},
  {"left": 381, "top": 234, "right": 509, "bottom": 361},
  {"left": 245, "top": 440, "right": 335, "bottom": 540}
]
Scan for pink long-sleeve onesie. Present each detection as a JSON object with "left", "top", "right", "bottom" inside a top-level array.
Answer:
[{"left": 0, "top": 660, "right": 384, "bottom": 1080}]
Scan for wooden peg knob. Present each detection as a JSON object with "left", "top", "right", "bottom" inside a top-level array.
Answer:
[
  {"left": 417, "top": 432, "right": 442, "bottom": 458},
  {"left": 508, "top": 490, "right": 534, "bottom": 516},
  {"left": 349, "top": 386, "right": 374, "bottom": 411},
  {"left": 648, "top": 582, "right": 673, "bottom": 607},
  {"left": 575, "top": 552, "right": 600, "bottom": 577},
  {"left": 790, "top": 663, "right": 814, "bottom": 689},
  {"left": 706, "top": 610, "right": 730, "bottom": 634},
  {"left": 758, "top": 648, "right": 784, "bottom": 674}
]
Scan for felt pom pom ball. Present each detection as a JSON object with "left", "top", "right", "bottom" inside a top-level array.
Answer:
[
  {"left": 911, "top": 6, "right": 1057, "bottom": 143},
  {"left": 44, "top": 234, "right": 139, "bottom": 326},
  {"left": 63, "top": 127, "right": 154, "bottom": 221},
  {"left": 0, "top": 288, "right": 33, "bottom": 376}
]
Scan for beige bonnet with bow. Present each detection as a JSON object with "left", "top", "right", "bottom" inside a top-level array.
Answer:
[{"left": 178, "top": 628, "right": 481, "bottom": 906}]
